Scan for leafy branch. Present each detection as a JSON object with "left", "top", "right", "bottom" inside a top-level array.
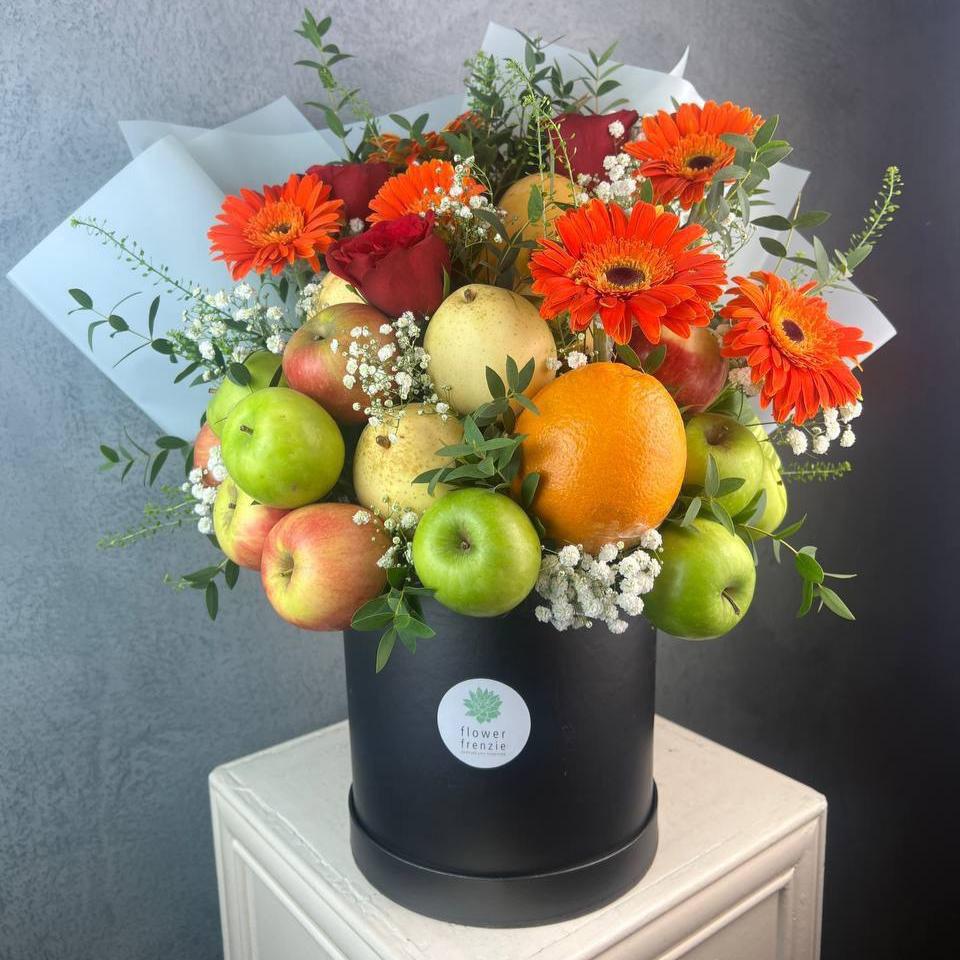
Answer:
[
  {"left": 740, "top": 518, "right": 856, "bottom": 620},
  {"left": 296, "top": 9, "right": 377, "bottom": 160},
  {"left": 99, "top": 429, "right": 192, "bottom": 485},
  {"left": 413, "top": 356, "right": 539, "bottom": 502},
  {"left": 569, "top": 42, "right": 627, "bottom": 113},
  {"left": 69, "top": 218, "right": 226, "bottom": 313},
  {"left": 68, "top": 287, "right": 180, "bottom": 364},
  {"left": 350, "top": 566, "right": 435, "bottom": 672},
  {"left": 781, "top": 460, "right": 853, "bottom": 483},
  {"left": 765, "top": 166, "right": 902, "bottom": 292},
  {"left": 97, "top": 484, "right": 198, "bottom": 549},
  {"left": 164, "top": 555, "right": 240, "bottom": 621}
]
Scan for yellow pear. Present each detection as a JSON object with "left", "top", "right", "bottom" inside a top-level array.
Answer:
[
  {"left": 310, "top": 271, "right": 365, "bottom": 314},
  {"left": 353, "top": 403, "right": 464, "bottom": 516},
  {"left": 424, "top": 284, "right": 558, "bottom": 415},
  {"left": 494, "top": 172, "right": 578, "bottom": 284}
]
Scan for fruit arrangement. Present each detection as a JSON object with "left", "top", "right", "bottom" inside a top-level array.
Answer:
[{"left": 73, "top": 13, "right": 900, "bottom": 668}]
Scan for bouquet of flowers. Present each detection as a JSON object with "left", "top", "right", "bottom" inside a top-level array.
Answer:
[{"left": 62, "top": 12, "right": 900, "bottom": 669}]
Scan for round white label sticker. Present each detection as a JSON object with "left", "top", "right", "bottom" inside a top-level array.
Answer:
[{"left": 436, "top": 678, "right": 531, "bottom": 769}]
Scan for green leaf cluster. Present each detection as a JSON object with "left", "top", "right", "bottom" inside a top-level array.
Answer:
[
  {"left": 166, "top": 556, "right": 241, "bottom": 622},
  {"left": 350, "top": 566, "right": 435, "bottom": 672},
  {"left": 99, "top": 429, "right": 191, "bottom": 485},
  {"left": 413, "top": 356, "right": 539, "bottom": 498}
]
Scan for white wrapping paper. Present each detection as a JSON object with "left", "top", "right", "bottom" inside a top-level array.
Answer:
[{"left": 7, "top": 24, "right": 895, "bottom": 440}]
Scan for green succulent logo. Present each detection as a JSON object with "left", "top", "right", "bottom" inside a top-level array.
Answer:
[{"left": 463, "top": 687, "right": 502, "bottom": 724}]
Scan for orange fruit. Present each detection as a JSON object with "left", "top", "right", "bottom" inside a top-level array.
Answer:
[
  {"left": 514, "top": 362, "right": 686, "bottom": 553},
  {"left": 490, "top": 173, "right": 579, "bottom": 285}
]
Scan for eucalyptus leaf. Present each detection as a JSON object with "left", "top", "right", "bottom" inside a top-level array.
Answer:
[
  {"left": 795, "top": 551, "right": 825, "bottom": 584},
  {"left": 797, "top": 578, "right": 814, "bottom": 617},
  {"left": 521, "top": 471, "right": 540, "bottom": 508},
  {"left": 69, "top": 288, "right": 93, "bottom": 309},
  {"left": 759, "top": 236, "right": 788, "bottom": 258},
  {"left": 818, "top": 585, "right": 855, "bottom": 620},
  {"left": 375, "top": 628, "right": 397, "bottom": 673},
  {"left": 681, "top": 496, "right": 702, "bottom": 527},
  {"left": 704, "top": 454, "right": 720, "bottom": 498},
  {"left": 752, "top": 214, "right": 793, "bottom": 231},
  {"left": 205, "top": 581, "right": 219, "bottom": 620},
  {"left": 485, "top": 367, "right": 506, "bottom": 398}
]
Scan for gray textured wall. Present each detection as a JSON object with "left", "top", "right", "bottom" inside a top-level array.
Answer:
[{"left": 2, "top": 1, "right": 957, "bottom": 958}]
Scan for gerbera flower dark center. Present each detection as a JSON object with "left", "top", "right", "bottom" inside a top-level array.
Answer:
[
  {"left": 273, "top": 223, "right": 291, "bottom": 234},
  {"left": 686, "top": 154, "right": 717, "bottom": 171},
  {"left": 606, "top": 265, "right": 646, "bottom": 287},
  {"left": 782, "top": 319, "right": 805, "bottom": 342}
]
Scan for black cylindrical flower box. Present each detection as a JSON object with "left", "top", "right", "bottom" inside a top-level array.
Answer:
[{"left": 343, "top": 598, "right": 659, "bottom": 927}]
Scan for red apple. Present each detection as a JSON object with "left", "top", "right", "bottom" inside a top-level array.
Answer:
[
  {"left": 629, "top": 325, "right": 728, "bottom": 412},
  {"left": 213, "top": 478, "right": 289, "bottom": 570},
  {"left": 193, "top": 422, "right": 220, "bottom": 487},
  {"left": 282, "top": 303, "right": 395, "bottom": 424},
  {"left": 260, "top": 503, "right": 389, "bottom": 630}
]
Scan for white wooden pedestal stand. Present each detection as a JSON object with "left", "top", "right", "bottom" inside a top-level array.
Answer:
[{"left": 210, "top": 717, "right": 826, "bottom": 960}]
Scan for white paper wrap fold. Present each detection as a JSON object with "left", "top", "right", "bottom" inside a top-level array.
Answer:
[{"left": 7, "top": 24, "right": 894, "bottom": 439}]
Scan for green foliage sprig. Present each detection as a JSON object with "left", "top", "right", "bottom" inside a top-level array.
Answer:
[
  {"left": 296, "top": 10, "right": 378, "bottom": 160},
  {"left": 763, "top": 166, "right": 903, "bottom": 291},
  {"left": 351, "top": 566, "right": 436, "bottom": 672},
  {"left": 99, "top": 430, "right": 192, "bottom": 485},
  {"left": 413, "top": 356, "right": 539, "bottom": 500},
  {"left": 742, "top": 518, "right": 857, "bottom": 620},
  {"left": 673, "top": 452, "right": 856, "bottom": 622},
  {"left": 164, "top": 555, "right": 241, "bottom": 622},
  {"left": 568, "top": 42, "right": 627, "bottom": 113},
  {"left": 781, "top": 460, "right": 853, "bottom": 483},
  {"left": 97, "top": 484, "right": 200, "bottom": 550}
]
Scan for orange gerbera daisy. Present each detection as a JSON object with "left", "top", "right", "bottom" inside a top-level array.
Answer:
[
  {"left": 624, "top": 101, "right": 762, "bottom": 209},
  {"left": 367, "top": 161, "right": 485, "bottom": 224},
  {"left": 208, "top": 173, "right": 344, "bottom": 279},
  {"left": 720, "top": 271, "right": 872, "bottom": 424},
  {"left": 529, "top": 199, "right": 726, "bottom": 345}
]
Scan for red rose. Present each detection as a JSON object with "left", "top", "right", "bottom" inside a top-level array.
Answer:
[
  {"left": 551, "top": 109, "right": 639, "bottom": 183},
  {"left": 326, "top": 212, "right": 451, "bottom": 318},
  {"left": 305, "top": 162, "right": 392, "bottom": 222}
]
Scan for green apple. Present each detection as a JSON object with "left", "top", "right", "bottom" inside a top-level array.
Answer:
[
  {"left": 754, "top": 459, "right": 788, "bottom": 534},
  {"left": 684, "top": 413, "right": 764, "bottom": 517},
  {"left": 220, "top": 387, "right": 345, "bottom": 509},
  {"left": 412, "top": 488, "right": 541, "bottom": 617},
  {"left": 744, "top": 413, "right": 782, "bottom": 470},
  {"left": 206, "top": 351, "right": 284, "bottom": 436},
  {"left": 353, "top": 403, "right": 463, "bottom": 516},
  {"left": 643, "top": 518, "right": 756, "bottom": 639}
]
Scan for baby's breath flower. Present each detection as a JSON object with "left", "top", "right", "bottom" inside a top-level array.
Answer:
[
  {"left": 266, "top": 333, "right": 286, "bottom": 355},
  {"left": 558, "top": 545, "right": 581, "bottom": 568},
  {"left": 607, "top": 119, "right": 625, "bottom": 138},
  {"left": 840, "top": 400, "right": 862, "bottom": 422},
  {"left": 536, "top": 541, "right": 663, "bottom": 634},
  {"left": 811, "top": 434, "right": 830, "bottom": 455},
  {"left": 640, "top": 528, "right": 662, "bottom": 551},
  {"left": 840, "top": 426, "right": 856, "bottom": 447},
  {"left": 566, "top": 351, "right": 588, "bottom": 370},
  {"left": 786, "top": 428, "right": 808, "bottom": 455}
]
